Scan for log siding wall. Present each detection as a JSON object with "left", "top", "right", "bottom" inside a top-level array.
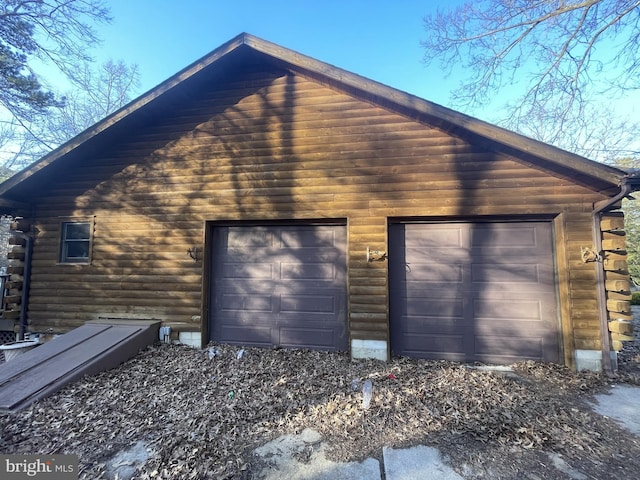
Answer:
[{"left": 25, "top": 70, "right": 607, "bottom": 359}]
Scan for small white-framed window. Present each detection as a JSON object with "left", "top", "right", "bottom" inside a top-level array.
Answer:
[{"left": 59, "top": 221, "right": 92, "bottom": 264}]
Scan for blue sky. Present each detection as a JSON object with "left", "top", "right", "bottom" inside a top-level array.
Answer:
[
  {"left": 92, "top": 1, "right": 461, "bottom": 111},
  {"left": 34, "top": 0, "right": 639, "bottom": 161}
]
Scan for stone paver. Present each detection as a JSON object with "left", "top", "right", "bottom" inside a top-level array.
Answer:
[
  {"left": 253, "top": 429, "right": 380, "bottom": 479},
  {"left": 383, "top": 445, "right": 464, "bottom": 480}
]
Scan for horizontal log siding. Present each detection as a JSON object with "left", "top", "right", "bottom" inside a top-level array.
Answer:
[
  {"left": 349, "top": 216, "right": 389, "bottom": 341},
  {"left": 28, "top": 70, "right": 606, "bottom": 353},
  {"left": 563, "top": 213, "right": 601, "bottom": 350}
]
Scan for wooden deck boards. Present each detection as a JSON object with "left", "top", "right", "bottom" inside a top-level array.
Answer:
[{"left": 0, "top": 320, "right": 160, "bottom": 411}]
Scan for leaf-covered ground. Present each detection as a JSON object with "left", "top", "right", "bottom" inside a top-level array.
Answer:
[{"left": 1, "top": 307, "right": 640, "bottom": 479}]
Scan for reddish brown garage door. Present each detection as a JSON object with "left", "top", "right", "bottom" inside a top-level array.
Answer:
[
  {"left": 389, "top": 222, "right": 560, "bottom": 363},
  {"left": 210, "top": 224, "right": 348, "bottom": 351}
]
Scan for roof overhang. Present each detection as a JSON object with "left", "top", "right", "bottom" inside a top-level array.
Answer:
[{"left": 0, "top": 33, "right": 630, "bottom": 207}]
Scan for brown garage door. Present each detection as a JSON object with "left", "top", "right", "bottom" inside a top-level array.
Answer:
[
  {"left": 389, "top": 221, "right": 559, "bottom": 363},
  {"left": 210, "top": 224, "right": 348, "bottom": 351}
]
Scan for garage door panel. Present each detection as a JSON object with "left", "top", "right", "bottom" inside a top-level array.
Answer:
[
  {"left": 390, "top": 221, "right": 559, "bottom": 363},
  {"left": 279, "top": 328, "right": 337, "bottom": 349},
  {"left": 281, "top": 262, "right": 337, "bottom": 281},
  {"left": 404, "top": 225, "right": 464, "bottom": 248},
  {"left": 219, "top": 293, "right": 274, "bottom": 313},
  {"left": 222, "top": 281, "right": 339, "bottom": 297},
  {"left": 220, "top": 262, "right": 274, "bottom": 279},
  {"left": 403, "top": 281, "right": 465, "bottom": 294},
  {"left": 280, "top": 294, "right": 336, "bottom": 314},
  {"left": 473, "top": 316, "right": 554, "bottom": 334},
  {"left": 403, "top": 334, "right": 467, "bottom": 360},
  {"left": 402, "top": 316, "right": 473, "bottom": 337},
  {"left": 405, "top": 249, "right": 469, "bottom": 265},
  {"left": 279, "top": 228, "right": 340, "bottom": 247},
  {"left": 211, "top": 224, "right": 347, "bottom": 351},
  {"left": 404, "top": 263, "right": 464, "bottom": 282},
  {"left": 226, "top": 228, "right": 275, "bottom": 248},
  {"left": 475, "top": 335, "right": 543, "bottom": 360},
  {"left": 471, "top": 263, "right": 549, "bottom": 285},
  {"left": 472, "top": 298, "right": 544, "bottom": 320},
  {"left": 470, "top": 224, "right": 539, "bottom": 247},
  {"left": 402, "top": 298, "right": 465, "bottom": 318},
  {"left": 216, "top": 309, "right": 276, "bottom": 324},
  {"left": 219, "top": 325, "right": 272, "bottom": 346}
]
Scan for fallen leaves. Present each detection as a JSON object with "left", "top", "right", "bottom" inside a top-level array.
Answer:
[{"left": 0, "top": 342, "right": 629, "bottom": 479}]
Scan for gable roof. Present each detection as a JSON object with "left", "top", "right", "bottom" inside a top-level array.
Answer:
[{"left": 0, "top": 33, "right": 629, "bottom": 207}]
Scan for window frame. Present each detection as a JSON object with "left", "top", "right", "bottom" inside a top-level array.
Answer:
[{"left": 58, "top": 219, "right": 94, "bottom": 265}]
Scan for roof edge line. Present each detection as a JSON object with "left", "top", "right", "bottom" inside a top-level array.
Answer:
[
  {"left": 0, "top": 33, "right": 626, "bottom": 198},
  {"left": 0, "top": 34, "right": 253, "bottom": 196},
  {"left": 241, "top": 35, "right": 624, "bottom": 188}
]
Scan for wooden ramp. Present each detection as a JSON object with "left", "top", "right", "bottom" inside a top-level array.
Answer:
[{"left": 0, "top": 320, "right": 160, "bottom": 411}]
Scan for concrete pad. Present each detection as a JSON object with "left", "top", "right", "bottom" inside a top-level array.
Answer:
[
  {"left": 254, "top": 429, "right": 380, "bottom": 480},
  {"left": 383, "top": 445, "right": 464, "bottom": 480},
  {"left": 591, "top": 384, "right": 640, "bottom": 436}
]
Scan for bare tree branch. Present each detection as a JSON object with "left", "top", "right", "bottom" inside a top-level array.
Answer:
[
  {"left": 0, "top": 2, "right": 140, "bottom": 171},
  {"left": 422, "top": 0, "right": 640, "bottom": 160}
]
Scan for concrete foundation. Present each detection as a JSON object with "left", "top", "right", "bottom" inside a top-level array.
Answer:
[
  {"left": 574, "top": 349, "right": 618, "bottom": 372},
  {"left": 178, "top": 331, "right": 201, "bottom": 348},
  {"left": 351, "top": 339, "right": 388, "bottom": 361}
]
